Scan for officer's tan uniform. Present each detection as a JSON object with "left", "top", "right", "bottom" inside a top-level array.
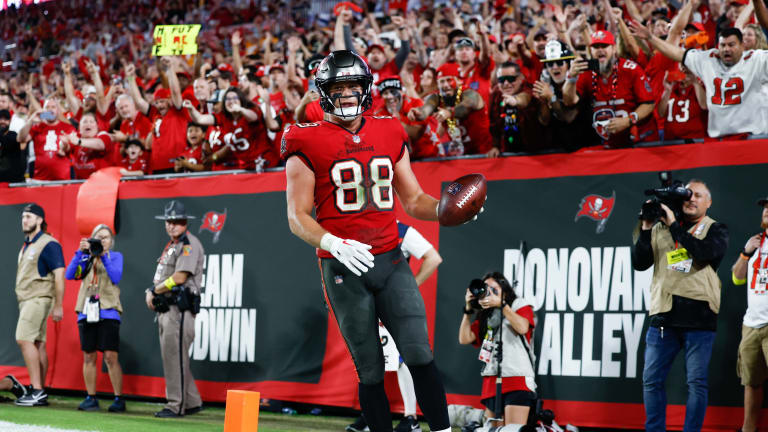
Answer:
[{"left": 152, "top": 231, "right": 204, "bottom": 414}]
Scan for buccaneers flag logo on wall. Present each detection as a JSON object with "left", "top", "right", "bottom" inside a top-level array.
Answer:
[
  {"left": 574, "top": 192, "right": 615, "bottom": 234},
  {"left": 199, "top": 209, "right": 227, "bottom": 243}
]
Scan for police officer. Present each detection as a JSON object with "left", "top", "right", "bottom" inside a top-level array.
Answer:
[{"left": 145, "top": 200, "right": 204, "bottom": 418}]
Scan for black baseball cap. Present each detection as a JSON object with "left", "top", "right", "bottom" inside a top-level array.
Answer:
[{"left": 23, "top": 203, "right": 45, "bottom": 219}]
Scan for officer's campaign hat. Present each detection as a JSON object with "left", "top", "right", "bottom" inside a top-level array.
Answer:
[
  {"left": 155, "top": 200, "right": 196, "bottom": 221},
  {"left": 758, "top": 197, "right": 768, "bottom": 207}
]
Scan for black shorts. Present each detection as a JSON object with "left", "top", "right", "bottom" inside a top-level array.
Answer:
[
  {"left": 481, "top": 390, "right": 537, "bottom": 410},
  {"left": 320, "top": 248, "right": 433, "bottom": 384},
  {"left": 78, "top": 319, "right": 120, "bottom": 353}
]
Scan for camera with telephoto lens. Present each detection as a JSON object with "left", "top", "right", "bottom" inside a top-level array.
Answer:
[
  {"left": 87, "top": 238, "right": 103, "bottom": 256},
  {"left": 469, "top": 278, "right": 490, "bottom": 299},
  {"left": 640, "top": 171, "right": 692, "bottom": 222}
]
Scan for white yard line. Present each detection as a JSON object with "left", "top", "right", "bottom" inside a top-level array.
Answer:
[{"left": 0, "top": 421, "right": 98, "bottom": 432}]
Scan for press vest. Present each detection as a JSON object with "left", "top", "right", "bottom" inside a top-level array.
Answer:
[
  {"left": 479, "top": 298, "right": 537, "bottom": 391},
  {"left": 649, "top": 215, "right": 722, "bottom": 315},
  {"left": 74, "top": 255, "right": 123, "bottom": 313},
  {"left": 16, "top": 233, "right": 58, "bottom": 302}
]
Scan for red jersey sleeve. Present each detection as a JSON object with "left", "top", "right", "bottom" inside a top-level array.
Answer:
[
  {"left": 516, "top": 304, "right": 535, "bottom": 328},
  {"left": 280, "top": 123, "right": 314, "bottom": 170},
  {"left": 575, "top": 71, "right": 592, "bottom": 98}
]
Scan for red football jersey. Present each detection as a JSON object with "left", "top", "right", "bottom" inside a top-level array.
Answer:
[
  {"left": 120, "top": 155, "right": 149, "bottom": 174},
  {"left": 148, "top": 105, "right": 190, "bottom": 172},
  {"left": 661, "top": 84, "right": 708, "bottom": 140},
  {"left": 461, "top": 59, "right": 494, "bottom": 105},
  {"left": 71, "top": 132, "right": 112, "bottom": 179},
  {"left": 206, "top": 126, "right": 236, "bottom": 170},
  {"left": 215, "top": 110, "right": 277, "bottom": 170},
  {"left": 177, "top": 145, "right": 204, "bottom": 172},
  {"left": 281, "top": 116, "right": 408, "bottom": 258},
  {"left": 29, "top": 121, "right": 76, "bottom": 180},
  {"left": 576, "top": 58, "right": 658, "bottom": 147}
]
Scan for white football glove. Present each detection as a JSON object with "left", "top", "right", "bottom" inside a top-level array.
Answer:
[{"left": 320, "top": 233, "right": 375, "bottom": 276}]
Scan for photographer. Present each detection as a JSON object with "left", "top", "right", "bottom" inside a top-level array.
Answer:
[
  {"left": 631, "top": 180, "right": 729, "bottom": 432},
  {"left": 64, "top": 224, "right": 125, "bottom": 412},
  {"left": 458, "top": 272, "right": 536, "bottom": 427}
]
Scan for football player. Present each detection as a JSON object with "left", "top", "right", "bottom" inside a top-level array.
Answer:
[{"left": 281, "top": 50, "right": 453, "bottom": 432}]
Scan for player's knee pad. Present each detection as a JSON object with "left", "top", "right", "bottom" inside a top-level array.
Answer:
[{"left": 399, "top": 342, "right": 433, "bottom": 367}]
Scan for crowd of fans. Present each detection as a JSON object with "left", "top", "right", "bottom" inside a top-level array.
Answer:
[{"left": 0, "top": 0, "right": 766, "bottom": 182}]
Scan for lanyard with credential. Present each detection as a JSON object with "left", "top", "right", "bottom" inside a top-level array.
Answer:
[
  {"left": 675, "top": 220, "right": 704, "bottom": 250},
  {"left": 750, "top": 233, "right": 768, "bottom": 289}
]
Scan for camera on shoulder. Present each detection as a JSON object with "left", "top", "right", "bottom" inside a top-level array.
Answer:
[{"left": 640, "top": 171, "right": 692, "bottom": 222}]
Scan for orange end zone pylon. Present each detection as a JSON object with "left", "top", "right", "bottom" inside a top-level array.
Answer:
[{"left": 224, "top": 390, "right": 261, "bottom": 431}]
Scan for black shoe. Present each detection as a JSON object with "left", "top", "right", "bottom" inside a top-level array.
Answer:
[
  {"left": 15, "top": 389, "right": 48, "bottom": 407},
  {"left": 394, "top": 415, "right": 421, "bottom": 432},
  {"left": 5, "top": 375, "right": 26, "bottom": 400},
  {"left": 185, "top": 405, "right": 203, "bottom": 415},
  {"left": 108, "top": 397, "right": 126, "bottom": 413},
  {"left": 77, "top": 396, "right": 100, "bottom": 411},
  {"left": 346, "top": 416, "right": 370, "bottom": 432},
  {"left": 155, "top": 408, "right": 183, "bottom": 418}
]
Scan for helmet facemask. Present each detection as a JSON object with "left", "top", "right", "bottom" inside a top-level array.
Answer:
[{"left": 318, "top": 77, "right": 373, "bottom": 119}]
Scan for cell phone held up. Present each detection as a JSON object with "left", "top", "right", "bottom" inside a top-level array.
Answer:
[{"left": 587, "top": 59, "right": 600, "bottom": 72}]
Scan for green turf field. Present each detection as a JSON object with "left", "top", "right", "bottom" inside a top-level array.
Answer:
[{"left": 0, "top": 395, "right": 450, "bottom": 432}]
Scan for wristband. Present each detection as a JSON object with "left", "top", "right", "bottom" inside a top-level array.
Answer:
[
  {"left": 463, "top": 307, "right": 474, "bottom": 315},
  {"left": 741, "top": 252, "right": 753, "bottom": 261},
  {"left": 566, "top": 75, "right": 578, "bottom": 83},
  {"left": 733, "top": 272, "right": 747, "bottom": 285},
  {"left": 743, "top": 248, "right": 756, "bottom": 258},
  {"left": 320, "top": 233, "right": 340, "bottom": 252},
  {"left": 164, "top": 276, "right": 177, "bottom": 290}
]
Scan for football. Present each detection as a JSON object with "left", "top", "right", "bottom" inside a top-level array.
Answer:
[{"left": 438, "top": 173, "right": 487, "bottom": 226}]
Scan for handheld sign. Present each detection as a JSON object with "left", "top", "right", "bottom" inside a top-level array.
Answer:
[{"left": 152, "top": 24, "right": 202, "bottom": 56}]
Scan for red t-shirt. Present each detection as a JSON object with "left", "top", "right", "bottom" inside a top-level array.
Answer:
[
  {"left": 71, "top": 132, "right": 112, "bottom": 180},
  {"left": 214, "top": 110, "right": 277, "bottom": 170},
  {"left": 147, "top": 105, "right": 190, "bottom": 172},
  {"left": 281, "top": 116, "right": 407, "bottom": 258},
  {"left": 661, "top": 84, "right": 708, "bottom": 140},
  {"left": 29, "top": 121, "right": 76, "bottom": 180},
  {"left": 470, "top": 304, "right": 536, "bottom": 398},
  {"left": 575, "top": 58, "right": 658, "bottom": 147},
  {"left": 120, "top": 155, "right": 149, "bottom": 174}
]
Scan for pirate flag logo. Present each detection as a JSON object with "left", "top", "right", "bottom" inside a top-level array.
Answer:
[
  {"left": 574, "top": 192, "right": 616, "bottom": 234},
  {"left": 199, "top": 209, "right": 227, "bottom": 243},
  {"left": 592, "top": 108, "right": 616, "bottom": 141}
]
